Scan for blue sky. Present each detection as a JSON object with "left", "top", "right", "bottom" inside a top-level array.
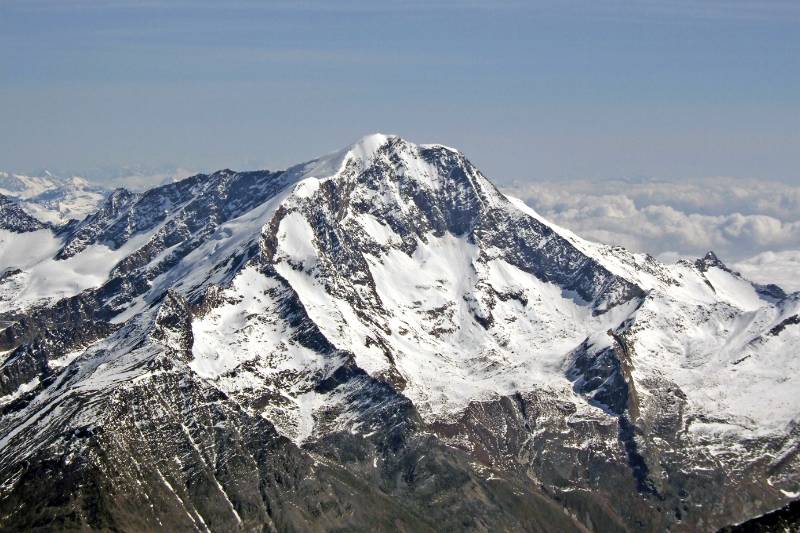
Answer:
[{"left": 1, "top": 0, "right": 798, "bottom": 183}]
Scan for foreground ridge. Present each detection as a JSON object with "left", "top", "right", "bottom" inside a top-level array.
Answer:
[{"left": 0, "top": 134, "right": 798, "bottom": 531}]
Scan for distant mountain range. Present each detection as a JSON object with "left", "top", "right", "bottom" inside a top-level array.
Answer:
[
  {"left": 0, "top": 171, "right": 107, "bottom": 225},
  {"left": 0, "top": 135, "right": 798, "bottom": 531}
]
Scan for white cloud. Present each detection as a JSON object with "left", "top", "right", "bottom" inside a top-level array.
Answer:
[
  {"left": 734, "top": 251, "right": 800, "bottom": 293},
  {"left": 503, "top": 177, "right": 800, "bottom": 292}
]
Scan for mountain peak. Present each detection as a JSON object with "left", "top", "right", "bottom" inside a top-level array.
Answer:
[
  {"left": 349, "top": 132, "right": 397, "bottom": 155},
  {"left": 2, "top": 136, "right": 799, "bottom": 532},
  {"left": 284, "top": 133, "right": 402, "bottom": 184},
  {"left": 695, "top": 250, "right": 730, "bottom": 272},
  {"left": 334, "top": 132, "right": 400, "bottom": 174}
]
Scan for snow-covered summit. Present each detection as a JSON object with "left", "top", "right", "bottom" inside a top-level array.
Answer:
[
  {"left": 0, "top": 135, "right": 798, "bottom": 531},
  {"left": 285, "top": 133, "right": 417, "bottom": 184}
]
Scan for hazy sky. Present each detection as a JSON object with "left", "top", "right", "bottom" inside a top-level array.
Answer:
[{"left": 1, "top": 0, "right": 798, "bottom": 183}]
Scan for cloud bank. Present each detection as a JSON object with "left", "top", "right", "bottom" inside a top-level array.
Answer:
[{"left": 504, "top": 177, "right": 800, "bottom": 292}]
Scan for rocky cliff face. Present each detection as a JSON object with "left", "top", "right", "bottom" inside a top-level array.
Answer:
[{"left": 0, "top": 134, "right": 798, "bottom": 532}]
